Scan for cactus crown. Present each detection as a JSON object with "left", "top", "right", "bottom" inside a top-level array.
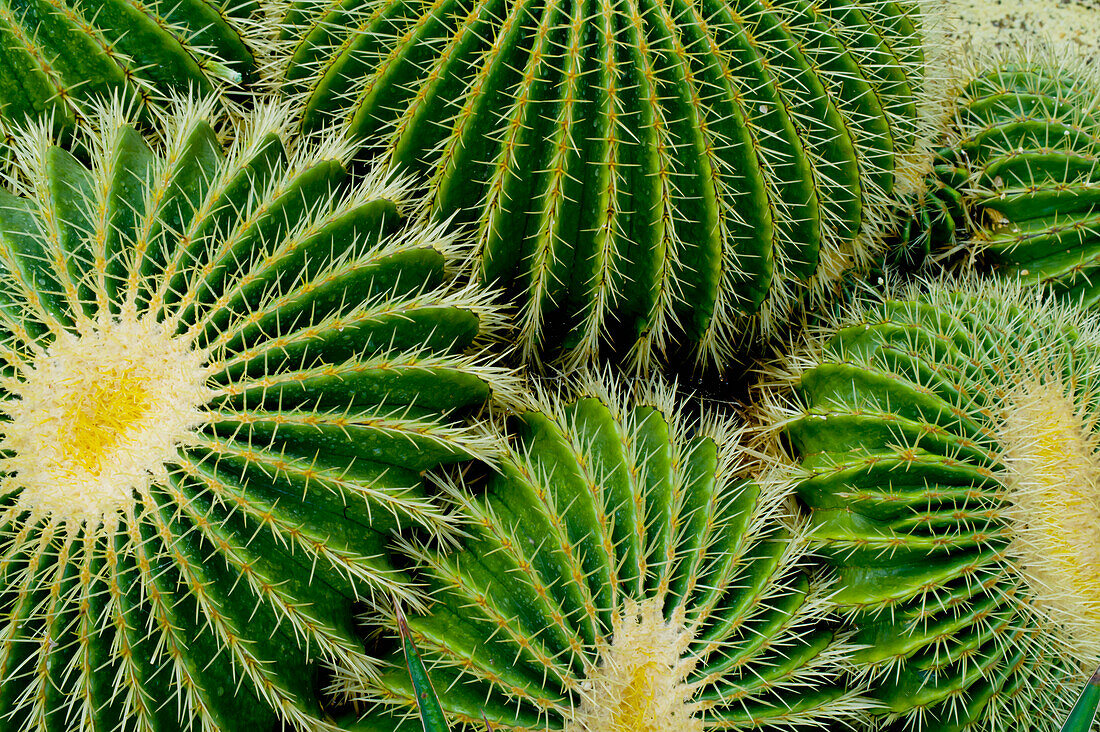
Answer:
[
  {"left": 343, "top": 370, "right": 867, "bottom": 730},
  {"left": 759, "top": 275, "right": 1100, "bottom": 730},
  {"left": 999, "top": 375, "right": 1100, "bottom": 661},
  {"left": 4, "top": 314, "right": 210, "bottom": 526},
  {"left": 568, "top": 598, "right": 701, "bottom": 732},
  {"left": 0, "top": 96, "right": 519, "bottom": 732}
]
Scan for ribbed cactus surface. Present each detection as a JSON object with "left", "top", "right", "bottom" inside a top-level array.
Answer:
[
  {"left": 763, "top": 278, "right": 1099, "bottom": 730},
  {"left": 891, "top": 149, "right": 968, "bottom": 268},
  {"left": 0, "top": 0, "right": 257, "bottom": 126},
  {"left": 0, "top": 99, "right": 516, "bottom": 731},
  {"left": 277, "top": 0, "right": 940, "bottom": 370},
  {"left": 948, "top": 53, "right": 1100, "bottom": 302},
  {"left": 345, "top": 373, "right": 864, "bottom": 730}
]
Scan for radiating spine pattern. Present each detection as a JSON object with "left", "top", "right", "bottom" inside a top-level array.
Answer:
[
  {"left": 0, "top": 98, "right": 518, "bottom": 731},
  {"left": 0, "top": 0, "right": 260, "bottom": 127},
  {"left": 761, "top": 277, "right": 1100, "bottom": 730},
  {"left": 276, "top": 0, "right": 942, "bottom": 370},
  {"left": 344, "top": 372, "right": 865, "bottom": 731}
]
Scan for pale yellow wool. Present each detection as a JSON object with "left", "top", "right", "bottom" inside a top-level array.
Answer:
[
  {"left": 1, "top": 314, "right": 210, "bottom": 527},
  {"left": 999, "top": 379, "right": 1100, "bottom": 662},
  {"left": 565, "top": 599, "right": 703, "bottom": 732}
]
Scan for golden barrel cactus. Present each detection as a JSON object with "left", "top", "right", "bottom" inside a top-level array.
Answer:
[
  {"left": 759, "top": 277, "right": 1100, "bottom": 730},
  {"left": 342, "top": 372, "right": 867, "bottom": 730},
  {"left": 0, "top": 98, "right": 518, "bottom": 731}
]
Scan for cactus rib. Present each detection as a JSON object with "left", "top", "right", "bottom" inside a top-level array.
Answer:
[
  {"left": 275, "top": 0, "right": 948, "bottom": 370},
  {"left": 759, "top": 276, "right": 1100, "bottom": 731},
  {"left": 0, "top": 96, "right": 518, "bottom": 732}
]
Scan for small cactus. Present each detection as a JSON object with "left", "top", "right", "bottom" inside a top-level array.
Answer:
[
  {"left": 342, "top": 371, "right": 867, "bottom": 730},
  {"left": 0, "top": 97, "right": 518, "bottom": 731},
  {"left": 939, "top": 47, "right": 1100, "bottom": 303},
  {"left": 758, "top": 276, "right": 1100, "bottom": 730},
  {"left": 890, "top": 148, "right": 970, "bottom": 269},
  {"left": 0, "top": 0, "right": 259, "bottom": 127},
  {"left": 274, "top": 0, "right": 947, "bottom": 371}
]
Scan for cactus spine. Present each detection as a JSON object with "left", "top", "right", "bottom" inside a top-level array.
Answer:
[
  {"left": 343, "top": 371, "right": 867, "bottom": 730},
  {"left": 891, "top": 149, "right": 969, "bottom": 269},
  {"left": 274, "top": 0, "right": 946, "bottom": 371},
  {"left": 0, "top": 0, "right": 259, "bottom": 127},
  {"left": 0, "top": 97, "right": 518, "bottom": 731},
  {"left": 925, "top": 47, "right": 1100, "bottom": 298},
  {"left": 759, "top": 276, "right": 1100, "bottom": 730}
]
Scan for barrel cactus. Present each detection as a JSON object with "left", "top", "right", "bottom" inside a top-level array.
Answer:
[
  {"left": 275, "top": 0, "right": 946, "bottom": 370},
  {"left": 0, "top": 0, "right": 259, "bottom": 128},
  {"left": 759, "top": 276, "right": 1099, "bottom": 730},
  {"left": 340, "top": 371, "right": 867, "bottom": 730},
  {"left": 891, "top": 149, "right": 969, "bottom": 269},
  {"left": 0, "top": 98, "right": 518, "bottom": 731},
  {"left": 940, "top": 48, "right": 1100, "bottom": 303}
]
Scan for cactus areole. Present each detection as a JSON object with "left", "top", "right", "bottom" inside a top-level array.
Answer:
[
  {"left": 277, "top": 0, "right": 943, "bottom": 370},
  {"left": 941, "top": 53, "right": 1100, "bottom": 302},
  {"left": 0, "top": 0, "right": 257, "bottom": 127},
  {"left": 345, "top": 373, "right": 865, "bottom": 731},
  {"left": 0, "top": 99, "right": 513, "bottom": 732},
  {"left": 767, "top": 278, "right": 1100, "bottom": 730}
]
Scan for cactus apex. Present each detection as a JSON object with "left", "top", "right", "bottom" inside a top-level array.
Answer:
[
  {"left": 757, "top": 273, "right": 1100, "bottom": 730},
  {"left": 0, "top": 92, "right": 524, "bottom": 731}
]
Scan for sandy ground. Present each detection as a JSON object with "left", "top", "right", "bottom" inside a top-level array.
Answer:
[{"left": 948, "top": 0, "right": 1100, "bottom": 57}]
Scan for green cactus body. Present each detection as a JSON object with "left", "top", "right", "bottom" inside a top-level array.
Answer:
[
  {"left": 764, "top": 277, "right": 1100, "bottom": 730},
  {"left": 0, "top": 0, "right": 257, "bottom": 127},
  {"left": 0, "top": 98, "right": 517, "bottom": 731},
  {"left": 946, "top": 53, "right": 1100, "bottom": 303},
  {"left": 344, "top": 373, "right": 866, "bottom": 730},
  {"left": 891, "top": 150, "right": 969, "bottom": 268},
  {"left": 276, "top": 0, "right": 942, "bottom": 370}
]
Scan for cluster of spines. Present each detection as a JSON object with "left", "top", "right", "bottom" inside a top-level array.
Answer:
[
  {"left": 273, "top": 0, "right": 947, "bottom": 372},
  {"left": 891, "top": 149, "right": 970, "bottom": 269},
  {"left": 912, "top": 46, "right": 1100, "bottom": 298},
  {"left": 0, "top": 0, "right": 264, "bottom": 129},
  {"left": 0, "top": 97, "right": 521, "bottom": 732},
  {"left": 334, "top": 370, "right": 868, "bottom": 731},
  {"left": 756, "top": 277, "right": 1096, "bottom": 731}
]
